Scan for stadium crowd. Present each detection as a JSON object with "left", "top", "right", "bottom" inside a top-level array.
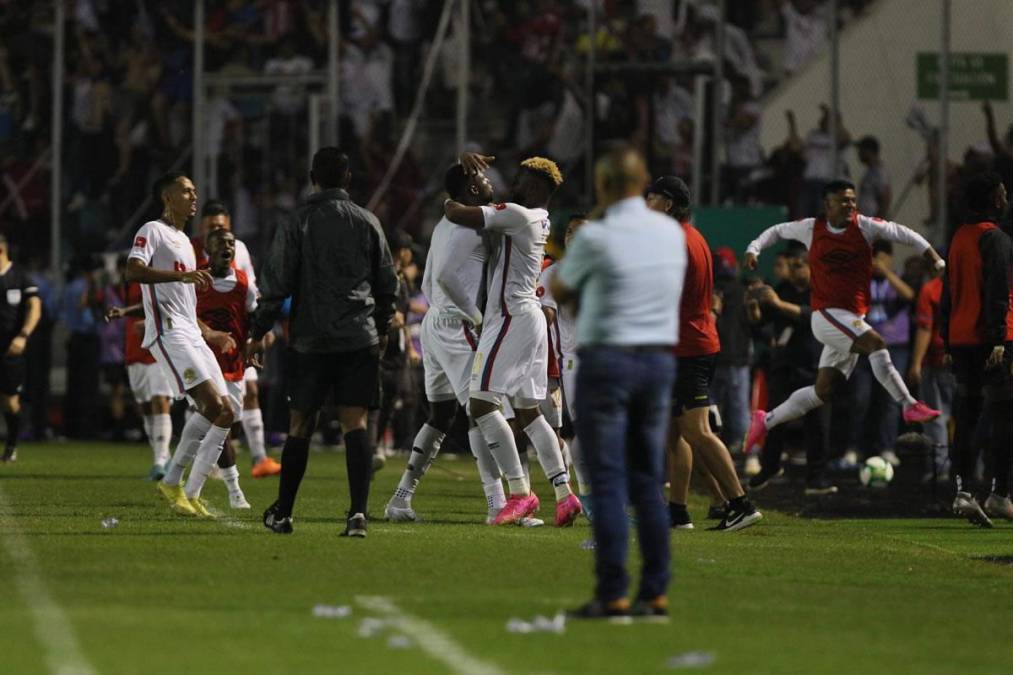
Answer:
[{"left": 1, "top": 0, "right": 1013, "bottom": 517}]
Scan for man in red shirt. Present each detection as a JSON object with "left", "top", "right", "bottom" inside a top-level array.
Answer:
[
  {"left": 646, "top": 176, "right": 761, "bottom": 532},
  {"left": 743, "top": 180, "right": 944, "bottom": 452},
  {"left": 941, "top": 171, "right": 1013, "bottom": 526},
  {"left": 907, "top": 275, "right": 952, "bottom": 484}
]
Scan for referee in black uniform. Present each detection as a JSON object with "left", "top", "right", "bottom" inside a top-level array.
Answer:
[
  {"left": 249, "top": 147, "right": 399, "bottom": 537},
  {"left": 0, "top": 233, "right": 42, "bottom": 462}
]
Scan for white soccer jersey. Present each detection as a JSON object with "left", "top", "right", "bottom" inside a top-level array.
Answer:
[
  {"left": 422, "top": 216, "right": 485, "bottom": 320},
  {"left": 479, "top": 202, "right": 550, "bottom": 317},
  {"left": 537, "top": 263, "right": 576, "bottom": 359},
  {"left": 129, "top": 219, "right": 202, "bottom": 348}
]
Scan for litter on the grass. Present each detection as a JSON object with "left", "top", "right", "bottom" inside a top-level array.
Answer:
[
  {"left": 312, "top": 604, "right": 351, "bottom": 619},
  {"left": 386, "top": 634, "right": 412, "bottom": 649},
  {"left": 101, "top": 517, "right": 119, "bottom": 529},
  {"left": 357, "top": 617, "right": 387, "bottom": 638},
  {"left": 580, "top": 539, "right": 596, "bottom": 550},
  {"left": 506, "top": 613, "right": 566, "bottom": 634},
  {"left": 517, "top": 517, "right": 544, "bottom": 527},
  {"left": 666, "top": 651, "right": 716, "bottom": 669}
]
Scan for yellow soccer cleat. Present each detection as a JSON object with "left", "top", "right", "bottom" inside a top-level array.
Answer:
[
  {"left": 188, "top": 496, "right": 216, "bottom": 519},
  {"left": 158, "top": 482, "right": 198, "bottom": 517}
]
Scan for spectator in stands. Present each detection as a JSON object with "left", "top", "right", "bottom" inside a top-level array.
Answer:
[
  {"left": 857, "top": 135, "right": 891, "bottom": 218},
  {"left": 798, "top": 104, "right": 851, "bottom": 217},
  {"left": 982, "top": 101, "right": 1013, "bottom": 193},
  {"left": 780, "top": 0, "right": 830, "bottom": 75},
  {"left": 61, "top": 254, "right": 104, "bottom": 439},
  {"left": 723, "top": 85, "right": 764, "bottom": 203}
]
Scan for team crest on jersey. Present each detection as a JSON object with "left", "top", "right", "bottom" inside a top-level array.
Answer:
[
  {"left": 134, "top": 236, "right": 147, "bottom": 248},
  {"left": 852, "top": 320, "right": 863, "bottom": 329},
  {"left": 183, "top": 368, "right": 196, "bottom": 383},
  {"left": 536, "top": 287, "right": 545, "bottom": 297}
]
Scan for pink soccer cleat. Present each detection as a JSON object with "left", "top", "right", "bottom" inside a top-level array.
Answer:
[
  {"left": 744, "top": 410, "right": 768, "bottom": 451},
  {"left": 903, "top": 401, "right": 941, "bottom": 425},
  {"left": 554, "top": 493, "right": 583, "bottom": 527},
  {"left": 492, "top": 493, "right": 540, "bottom": 526}
]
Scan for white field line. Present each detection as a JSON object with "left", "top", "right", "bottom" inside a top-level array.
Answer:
[
  {"left": 0, "top": 483, "right": 96, "bottom": 675},
  {"left": 355, "top": 595, "right": 505, "bottom": 675}
]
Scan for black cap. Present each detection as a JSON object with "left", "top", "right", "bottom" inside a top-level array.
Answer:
[
  {"left": 646, "top": 175, "right": 691, "bottom": 208},
  {"left": 391, "top": 229, "right": 413, "bottom": 250}
]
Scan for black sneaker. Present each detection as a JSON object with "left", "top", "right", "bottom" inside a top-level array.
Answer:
[
  {"left": 706, "top": 504, "right": 728, "bottom": 521},
  {"left": 708, "top": 499, "right": 762, "bottom": 532},
  {"left": 2, "top": 446, "right": 17, "bottom": 463},
  {"left": 748, "top": 467, "right": 783, "bottom": 491},
  {"left": 668, "top": 504, "right": 694, "bottom": 530},
  {"left": 630, "top": 597, "right": 669, "bottom": 623},
  {"left": 566, "top": 598, "right": 632, "bottom": 624},
  {"left": 340, "top": 512, "right": 367, "bottom": 538},
  {"left": 804, "top": 477, "right": 839, "bottom": 496},
  {"left": 263, "top": 501, "right": 293, "bottom": 534}
]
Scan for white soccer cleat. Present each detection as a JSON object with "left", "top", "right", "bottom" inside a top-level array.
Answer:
[
  {"left": 384, "top": 500, "right": 417, "bottom": 522},
  {"left": 983, "top": 494, "right": 1013, "bottom": 521},
  {"left": 229, "top": 492, "right": 252, "bottom": 509},
  {"left": 953, "top": 491, "right": 993, "bottom": 528}
]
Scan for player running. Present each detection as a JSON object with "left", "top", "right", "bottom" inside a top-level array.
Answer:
[
  {"left": 743, "top": 180, "right": 944, "bottom": 453},
  {"left": 105, "top": 281, "right": 173, "bottom": 480},
  {"left": 444, "top": 154, "right": 582, "bottom": 527},
  {"left": 0, "top": 233, "right": 41, "bottom": 463},
  {"left": 646, "top": 176, "right": 762, "bottom": 532},
  {"left": 383, "top": 164, "right": 501, "bottom": 522},
  {"left": 195, "top": 228, "right": 257, "bottom": 509},
  {"left": 192, "top": 201, "right": 279, "bottom": 478},
  {"left": 128, "top": 172, "right": 238, "bottom": 518}
]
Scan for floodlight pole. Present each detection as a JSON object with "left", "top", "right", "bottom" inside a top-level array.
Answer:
[
  {"left": 50, "top": 0, "right": 65, "bottom": 278},
  {"left": 327, "top": 0, "right": 339, "bottom": 146},
  {"left": 938, "top": 0, "right": 950, "bottom": 240},
  {"left": 584, "top": 1, "right": 596, "bottom": 206},
  {"left": 456, "top": 0, "right": 470, "bottom": 155},
  {"left": 192, "top": 0, "right": 206, "bottom": 197}
]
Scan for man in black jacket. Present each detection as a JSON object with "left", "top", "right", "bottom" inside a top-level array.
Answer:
[{"left": 249, "top": 147, "right": 399, "bottom": 537}]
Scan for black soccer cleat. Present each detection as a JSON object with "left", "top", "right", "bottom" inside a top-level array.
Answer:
[
  {"left": 1, "top": 446, "right": 16, "bottom": 463},
  {"left": 340, "top": 512, "right": 367, "bottom": 538},
  {"left": 708, "top": 499, "right": 762, "bottom": 532},
  {"left": 668, "top": 503, "right": 694, "bottom": 530},
  {"left": 263, "top": 501, "right": 293, "bottom": 534},
  {"left": 748, "top": 467, "right": 783, "bottom": 492},
  {"left": 566, "top": 598, "right": 632, "bottom": 624}
]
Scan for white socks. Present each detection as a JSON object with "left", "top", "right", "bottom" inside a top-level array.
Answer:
[
  {"left": 869, "top": 349, "right": 917, "bottom": 406},
  {"left": 475, "top": 411, "right": 529, "bottom": 495},
  {"left": 221, "top": 464, "right": 242, "bottom": 497},
  {"left": 163, "top": 414, "right": 212, "bottom": 486},
  {"left": 393, "top": 424, "right": 445, "bottom": 505},
  {"left": 765, "top": 386, "right": 823, "bottom": 430},
  {"left": 469, "top": 426, "right": 506, "bottom": 513},
  {"left": 568, "top": 437, "right": 592, "bottom": 496},
  {"left": 184, "top": 425, "right": 230, "bottom": 499},
  {"left": 523, "top": 416, "right": 572, "bottom": 501},
  {"left": 241, "top": 408, "right": 267, "bottom": 462},
  {"left": 150, "top": 414, "right": 172, "bottom": 467}
]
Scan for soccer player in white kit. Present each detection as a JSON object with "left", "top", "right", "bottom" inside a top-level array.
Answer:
[
  {"left": 383, "top": 164, "right": 507, "bottom": 522},
  {"left": 126, "top": 172, "right": 238, "bottom": 518},
  {"left": 445, "top": 156, "right": 582, "bottom": 527},
  {"left": 192, "top": 201, "right": 280, "bottom": 478}
]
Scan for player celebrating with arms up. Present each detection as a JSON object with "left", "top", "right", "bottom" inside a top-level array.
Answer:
[
  {"left": 743, "top": 180, "right": 944, "bottom": 452},
  {"left": 128, "top": 172, "right": 238, "bottom": 518}
]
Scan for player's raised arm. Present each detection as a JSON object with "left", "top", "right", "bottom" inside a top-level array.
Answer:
[
  {"left": 443, "top": 199, "right": 486, "bottom": 229},
  {"left": 744, "top": 218, "right": 815, "bottom": 270},
  {"left": 858, "top": 216, "right": 945, "bottom": 272}
]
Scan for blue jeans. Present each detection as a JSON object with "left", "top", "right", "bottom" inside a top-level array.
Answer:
[
  {"left": 576, "top": 347, "right": 676, "bottom": 602},
  {"left": 712, "top": 364, "right": 751, "bottom": 449},
  {"left": 921, "top": 366, "right": 954, "bottom": 473}
]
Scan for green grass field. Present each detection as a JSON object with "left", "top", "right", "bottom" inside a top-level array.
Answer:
[{"left": 1, "top": 443, "right": 1011, "bottom": 675}]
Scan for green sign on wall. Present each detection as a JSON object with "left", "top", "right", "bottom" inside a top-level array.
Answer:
[{"left": 917, "top": 52, "right": 1008, "bottom": 101}]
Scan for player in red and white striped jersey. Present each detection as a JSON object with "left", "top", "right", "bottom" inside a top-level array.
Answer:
[{"left": 743, "top": 180, "right": 945, "bottom": 454}]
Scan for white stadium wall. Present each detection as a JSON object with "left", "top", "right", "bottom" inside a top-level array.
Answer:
[{"left": 758, "top": 0, "right": 1013, "bottom": 237}]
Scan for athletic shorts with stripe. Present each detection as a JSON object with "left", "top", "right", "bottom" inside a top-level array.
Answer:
[
  {"left": 470, "top": 306, "right": 548, "bottom": 405},
  {"left": 421, "top": 311, "right": 480, "bottom": 406},
  {"left": 811, "top": 308, "right": 872, "bottom": 378},
  {"left": 149, "top": 331, "right": 229, "bottom": 401},
  {"left": 127, "top": 362, "right": 173, "bottom": 402}
]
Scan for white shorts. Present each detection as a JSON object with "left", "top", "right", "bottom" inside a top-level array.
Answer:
[
  {"left": 539, "top": 378, "right": 563, "bottom": 428},
  {"left": 422, "top": 311, "right": 480, "bottom": 406},
  {"left": 148, "top": 331, "right": 229, "bottom": 400},
  {"left": 471, "top": 307, "right": 548, "bottom": 405},
  {"left": 127, "top": 362, "right": 173, "bottom": 402},
  {"left": 811, "top": 308, "right": 872, "bottom": 378},
  {"left": 244, "top": 366, "right": 258, "bottom": 383},
  {"left": 560, "top": 351, "right": 579, "bottom": 422}
]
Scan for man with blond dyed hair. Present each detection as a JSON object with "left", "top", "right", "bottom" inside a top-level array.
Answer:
[{"left": 444, "top": 154, "right": 583, "bottom": 528}]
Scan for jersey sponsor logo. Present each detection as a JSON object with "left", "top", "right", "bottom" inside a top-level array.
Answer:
[
  {"left": 820, "top": 248, "right": 861, "bottom": 267},
  {"left": 6, "top": 289, "right": 21, "bottom": 306},
  {"left": 495, "top": 203, "right": 507, "bottom": 211},
  {"left": 134, "top": 236, "right": 147, "bottom": 248}
]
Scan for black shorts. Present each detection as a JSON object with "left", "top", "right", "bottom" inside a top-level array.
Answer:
[
  {"left": 673, "top": 353, "right": 717, "bottom": 416},
  {"left": 951, "top": 343, "right": 1013, "bottom": 402},
  {"left": 0, "top": 355, "right": 26, "bottom": 396},
  {"left": 287, "top": 346, "right": 382, "bottom": 412}
]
